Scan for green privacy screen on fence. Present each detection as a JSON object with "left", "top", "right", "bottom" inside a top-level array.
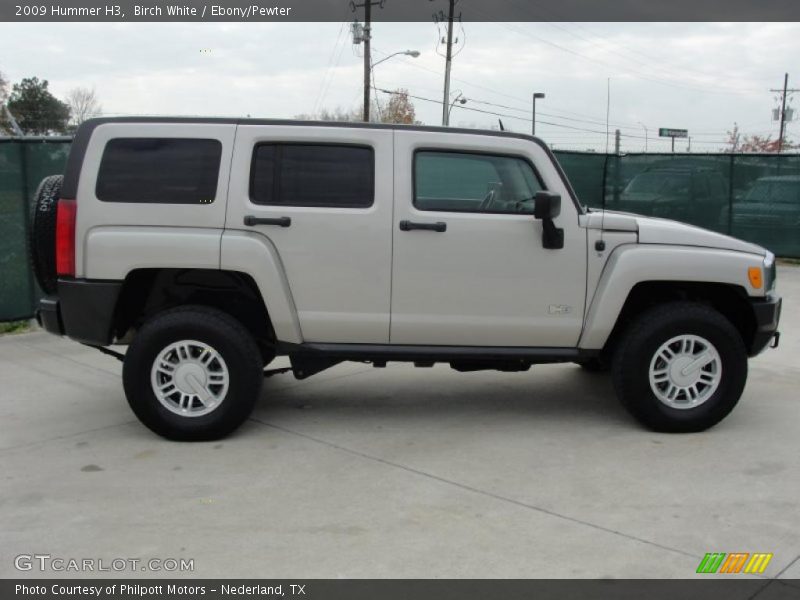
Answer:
[
  {"left": 0, "top": 138, "right": 798, "bottom": 322},
  {"left": 0, "top": 139, "right": 71, "bottom": 322},
  {"left": 561, "top": 151, "right": 800, "bottom": 256}
]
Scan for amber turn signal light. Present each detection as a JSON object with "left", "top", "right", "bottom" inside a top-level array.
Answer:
[{"left": 748, "top": 267, "right": 763, "bottom": 289}]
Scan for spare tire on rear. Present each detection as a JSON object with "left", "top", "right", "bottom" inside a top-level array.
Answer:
[{"left": 28, "top": 175, "right": 63, "bottom": 295}]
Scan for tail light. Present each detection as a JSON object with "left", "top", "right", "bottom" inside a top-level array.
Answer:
[{"left": 55, "top": 198, "right": 77, "bottom": 277}]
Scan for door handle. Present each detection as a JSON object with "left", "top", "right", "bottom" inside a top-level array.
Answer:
[
  {"left": 244, "top": 216, "right": 291, "bottom": 227},
  {"left": 399, "top": 220, "right": 447, "bottom": 232}
]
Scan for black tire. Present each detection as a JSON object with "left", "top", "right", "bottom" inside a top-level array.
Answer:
[
  {"left": 29, "top": 174, "right": 63, "bottom": 295},
  {"left": 123, "top": 306, "right": 263, "bottom": 441},
  {"left": 577, "top": 357, "right": 611, "bottom": 373},
  {"left": 612, "top": 302, "right": 747, "bottom": 433}
]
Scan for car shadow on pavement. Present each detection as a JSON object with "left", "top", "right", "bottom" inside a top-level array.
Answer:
[{"left": 252, "top": 363, "right": 632, "bottom": 431}]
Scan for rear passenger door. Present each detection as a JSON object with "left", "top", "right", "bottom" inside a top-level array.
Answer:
[{"left": 226, "top": 125, "right": 393, "bottom": 343}]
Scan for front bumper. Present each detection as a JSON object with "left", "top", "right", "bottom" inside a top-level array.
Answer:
[
  {"left": 35, "top": 279, "right": 122, "bottom": 346},
  {"left": 749, "top": 294, "right": 782, "bottom": 356}
]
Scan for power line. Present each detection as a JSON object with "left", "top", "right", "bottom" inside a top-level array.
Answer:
[
  {"left": 482, "top": 19, "right": 762, "bottom": 98},
  {"left": 313, "top": 20, "right": 350, "bottom": 115},
  {"left": 491, "top": 0, "right": 766, "bottom": 94}
]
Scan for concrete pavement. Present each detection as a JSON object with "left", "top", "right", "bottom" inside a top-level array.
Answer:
[{"left": 0, "top": 267, "right": 798, "bottom": 581}]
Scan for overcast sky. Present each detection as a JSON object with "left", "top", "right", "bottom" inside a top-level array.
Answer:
[{"left": 1, "top": 21, "right": 798, "bottom": 151}]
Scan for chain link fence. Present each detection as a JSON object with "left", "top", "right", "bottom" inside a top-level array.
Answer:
[{"left": 1, "top": 139, "right": 798, "bottom": 321}]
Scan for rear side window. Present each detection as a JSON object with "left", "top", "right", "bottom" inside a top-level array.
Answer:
[
  {"left": 250, "top": 144, "right": 374, "bottom": 208},
  {"left": 96, "top": 138, "right": 222, "bottom": 204}
]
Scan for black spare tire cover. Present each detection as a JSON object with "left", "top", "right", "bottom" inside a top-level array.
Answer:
[{"left": 29, "top": 174, "right": 64, "bottom": 295}]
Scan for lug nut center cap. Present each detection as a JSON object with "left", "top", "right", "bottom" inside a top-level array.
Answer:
[{"left": 669, "top": 356, "right": 697, "bottom": 387}]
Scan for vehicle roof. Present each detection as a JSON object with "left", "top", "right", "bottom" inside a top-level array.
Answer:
[
  {"left": 752, "top": 175, "right": 800, "bottom": 182},
  {"left": 62, "top": 116, "right": 583, "bottom": 213},
  {"left": 638, "top": 166, "right": 721, "bottom": 174},
  {"left": 78, "top": 116, "right": 544, "bottom": 143}
]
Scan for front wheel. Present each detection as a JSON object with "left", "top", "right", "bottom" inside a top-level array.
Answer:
[
  {"left": 123, "top": 306, "right": 263, "bottom": 440},
  {"left": 612, "top": 302, "right": 747, "bottom": 432}
]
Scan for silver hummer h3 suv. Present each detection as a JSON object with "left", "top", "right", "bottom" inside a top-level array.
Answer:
[{"left": 30, "top": 118, "right": 781, "bottom": 440}]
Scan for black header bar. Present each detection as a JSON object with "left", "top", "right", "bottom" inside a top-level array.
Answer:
[{"left": 3, "top": 0, "right": 800, "bottom": 22}]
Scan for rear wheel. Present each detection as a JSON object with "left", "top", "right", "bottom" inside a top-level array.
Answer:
[
  {"left": 612, "top": 302, "right": 747, "bottom": 432},
  {"left": 123, "top": 306, "right": 263, "bottom": 440}
]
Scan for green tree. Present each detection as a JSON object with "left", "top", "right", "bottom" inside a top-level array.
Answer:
[{"left": 7, "top": 77, "right": 71, "bottom": 135}]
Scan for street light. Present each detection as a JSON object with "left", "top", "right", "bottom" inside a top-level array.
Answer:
[
  {"left": 372, "top": 49, "right": 420, "bottom": 69},
  {"left": 369, "top": 50, "right": 419, "bottom": 122},
  {"left": 448, "top": 91, "right": 467, "bottom": 123},
  {"left": 638, "top": 121, "right": 648, "bottom": 152},
  {"left": 532, "top": 92, "right": 545, "bottom": 136}
]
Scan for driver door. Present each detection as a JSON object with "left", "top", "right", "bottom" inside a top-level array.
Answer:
[{"left": 390, "top": 130, "right": 587, "bottom": 347}]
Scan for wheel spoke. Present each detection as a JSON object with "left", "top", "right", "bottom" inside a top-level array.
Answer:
[
  {"left": 699, "top": 371, "right": 715, "bottom": 383},
  {"left": 680, "top": 351, "right": 714, "bottom": 376},
  {"left": 209, "top": 372, "right": 228, "bottom": 385},
  {"left": 200, "top": 349, "right": 214, "bottom": 365}
]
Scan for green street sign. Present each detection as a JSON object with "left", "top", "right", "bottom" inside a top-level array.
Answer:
[{"left": 659, "top": 128, "right": 688, "bottom": 138}]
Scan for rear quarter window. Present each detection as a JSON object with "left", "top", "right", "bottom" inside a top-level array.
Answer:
[
  {"left": 95, "top": 138, "right": 222, "bottom": 204},
  {"left": 250, "top": 143, "right": 374, "bottom": 208}
]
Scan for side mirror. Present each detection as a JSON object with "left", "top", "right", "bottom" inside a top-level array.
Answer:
[
  {"left": 534, "top": 191, "right": 562, "bottom": 220},
  {"left": 533, "top": 191, "right": 564, "bottom": 249}
]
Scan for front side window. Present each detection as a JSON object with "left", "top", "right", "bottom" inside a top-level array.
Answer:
[
  {"left": 414, "top": 150, "right": 543, "bottom": 214},
  {"left": 96, "top": 138, "right": 222, "bottom": 204},
  {"left": 251, "top": 144, "right": 374, "bottom": 208}
]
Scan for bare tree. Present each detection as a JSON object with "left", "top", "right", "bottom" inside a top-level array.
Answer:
[
  {"left": 0, "top": 70, "right": 8, "bottom": 104},
  {"left": 726, "top": 121, "right": 794, "bottom": 153},
  {"left": 378, "top": 89, "right": 420, "bottom": 125},
  {"left": 295, "top": 106, "right": 362, "bottom": 122},
  {"left": 0, "top": 70, "right": 10, "bottom": 134},
  {"left": 296, "top": 91, "right": 420, "bottom": 125},
  {"left": 66, "top": 86, "right": 102, "bottom": 127}
]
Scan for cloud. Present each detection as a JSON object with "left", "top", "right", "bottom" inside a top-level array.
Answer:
[{"left": 0, "top": 21, "right": 796, "bottom": 150}]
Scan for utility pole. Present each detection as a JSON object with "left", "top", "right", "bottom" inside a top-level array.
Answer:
[
  {"left": 531, "top": 92, "right": 545, "bottom": 136},
  {"left": 440, "top": 0, "right": 456, "bottom": 126},
  {"left": 614, "top": 129, "right": 621, "bottom": 154},
  {"left": 352, "top": 0, "right": 385, "bottom": 122},
  {"left": 770, "top": 73, "right": 799, "bottom": 153},
  {"left": 364, "top": 0, "right": 371, "bottom": 122}
]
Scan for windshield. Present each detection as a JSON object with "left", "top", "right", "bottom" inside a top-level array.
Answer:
[
  {"left": 745, "top": 180, "right": 800, "bottom": 204},
  {"left": 624, "top": 171, "right": 690, "bottom": 195}
]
